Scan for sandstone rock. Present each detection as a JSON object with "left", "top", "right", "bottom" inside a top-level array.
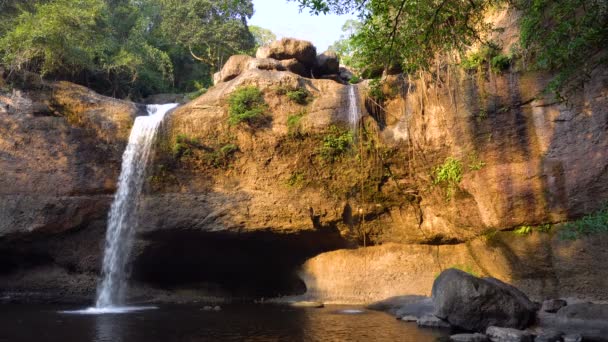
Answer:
[
  {"left": 485, "top": 326, "right": 534, "bottom": 342},
  {"left": 289, "top": 301, "right": 324, "bottom": 308},
  {"left": 256, "top": 38, "right": 317, "bottom": 67},
  {"left": 542, "top": 299, "right": 567, "bottom": 313},
  {"left": 279, "top": 58, "right": 309, "bottom": 77},
  {"left": 562, "top": 334, "right": 582, "bottom": 342},
  {"left": 215, "top": 55, "right": 254, "bottom": 84},
  {"left": 533, "top": 330, "right": 563, "bottom": 342},
  {"left": 417, "top": 314, "right": 451, "bottom": 329},
  {"left": 247, "top": 58, "right": 285, "bottom": 71},
  {"left": 319, "top": 74, "right": 344, "bottom": 84},
  {"left": 450, "top": 333, "right": 490, "bottom": 342},
  {"left": 433, "top": 269, "right": 536, "bottom": 331},
  {"left": 367, "top": 295, "right": 431, "bottom": 316},
  {"left": 401, "top": 315, "right": 417, "bottom": 322},
  {"left": 315, "top": 51, "right": 339, "bottom": 76}
]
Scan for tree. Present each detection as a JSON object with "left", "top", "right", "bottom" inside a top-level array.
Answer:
[
  {"left": 292, "top": 0, "right": 502, "bottom": 73},
  {"left": 249, "top": 25, "right": 277, "bottom": 50},
  {"left": 157, "top": 0, "right": 256, "bottom": 72},
  {"left": 328, "top": 19, "right": 363, "bottom": 69}
]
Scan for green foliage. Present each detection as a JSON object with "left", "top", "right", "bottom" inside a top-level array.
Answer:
[
  {"left": 328, "top": 19, "right": 364, "bottom": 70},
  {"left": 0, "top": 0, "right": 257, "bottom": 98},
  {"left": 513, "top": 225, "right": 533, "bottom": 235},
  {"left": 249, "top": 25, "right": 276, "bottom": 53},
  {"left": 294, "top": 0, "right": 503, "bottom": 75},
  {"left": 286, "top": 171, "right": 305, "bottom": 187},
  {"left": 433, "top": 157, "right": 463, "bottom": 200},
  {"left": 319, "top": 125, "right": 354, "bottom": 162},
  {"left": 227, "top": 86, "right": 268, "bottom": 126},
  {"left": 515, "top": 0, "right": 608, "bottom": 95},
  {"left": 349, "top": 75, "right": 361, "bottom": 84},
  {"left": 558, "top": 206, "right": 608, "bottom": 240},
  {"left": 433, "top": 157, "right": 463, "bottom": 185},
  {"left": 286, "top": 88, "right": 312, "bottom": 105},
  {"left": 173, "top": 134, "right": 200, "bottom": 159},
  {"left": 287, "top": 111, "right": 306, "bottom": 138},
  {"left": 490, "top": 54, "right": 511, "bottom": 72},
  {"left": 367, "top": 78, "right": 385, "bottom": 104},
  {"left": 461, "top": 44, "right": 510, "bottom": 73},
  {"left": 467, "top": 154, "right": 486, "bottom": 171},
  {"left": 205, "top": 143, "right": 239, "bottom": 168}
]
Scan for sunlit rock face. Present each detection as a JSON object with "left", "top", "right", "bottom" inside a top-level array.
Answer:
[{"left": 1, "top": 28, "right": 608, "bottom": 305}]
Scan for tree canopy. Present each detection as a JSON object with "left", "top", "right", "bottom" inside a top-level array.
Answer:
[
  {"left": 0, "top": 0, "right": 257, "bottom": 98},
  {"left": 298, "top": 0, "right": 608, "bottom": 94}
]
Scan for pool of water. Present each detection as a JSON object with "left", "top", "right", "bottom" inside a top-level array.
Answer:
[{"left": 0, "top": 303, "right": 449, "bottom": 342}]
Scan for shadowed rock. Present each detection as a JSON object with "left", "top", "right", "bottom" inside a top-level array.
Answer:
[{"left": 432, "top": 269, "right": 536, "bottom": 331}]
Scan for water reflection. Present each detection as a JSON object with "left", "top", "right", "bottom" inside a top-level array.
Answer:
[
  {"left": 95, "top": 314, "right": 124, "bottom": 342},
  {"left": 0, "top": 304, "right": 449, "bottom": 342}
]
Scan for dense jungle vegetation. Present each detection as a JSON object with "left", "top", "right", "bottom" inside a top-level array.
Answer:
[{"left": 0, "top": 0, "right": 606, "bottom": 98}]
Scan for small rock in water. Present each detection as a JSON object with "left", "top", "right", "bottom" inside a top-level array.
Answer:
[
  {"left": 401, "top": 315, "right": 417, "bottom": 322},
  {"left": 213, "top": 306, "right": 221, "bottom": 311},
  {"left": 450, "top": 333, "right": 490, "bottom": 342},
  {"left": 290, "top": 301, "right": 324, "bottom": 308},
  {"left": 417, "top": 314, "right": 451, "bottom": 329},
  {"left": 533, "top": 330, "right": 562, "bottom": 342},
  {"left": 562, "top": 335, "right": 582, "bottom": 342},
  {"left": 541, "top": 299, "right": 567, "bottom": 313},
  {"left": 202, "top": 306, "right": 213, "bottom": 311},
  {"left": 485, "top": 326, "right": 533, "bottom": 342}
]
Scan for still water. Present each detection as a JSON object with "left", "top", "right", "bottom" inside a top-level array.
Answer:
[{"left": 0, "top": 304, "right": 449, "bottom": 342}]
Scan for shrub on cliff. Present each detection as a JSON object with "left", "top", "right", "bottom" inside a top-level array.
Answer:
[
  {"left": 227, "top": 86, "right": 268, "bottom": 126},
  {"left": 319, "top": 125, "right": 353, "bottom": 162}
]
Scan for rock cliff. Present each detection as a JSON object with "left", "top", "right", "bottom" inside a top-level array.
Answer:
[{"left": 0, "top": 35, "right": 607, "bottom": 304}]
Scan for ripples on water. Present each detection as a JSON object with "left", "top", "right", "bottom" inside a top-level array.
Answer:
[{"left": 0, "top": 304, "right": 449, "bottom": 342}]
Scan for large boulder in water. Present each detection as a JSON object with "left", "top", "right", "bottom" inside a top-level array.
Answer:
[
  {"left": 256, "top": 38, "right": 317, "bottom": 68},
  {"left": 432, "top": 269, "right": 536, "bottom": 332}
]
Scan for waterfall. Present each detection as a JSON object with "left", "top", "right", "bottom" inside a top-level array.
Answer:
[
  {"left": 347, "top": 84, "right": 360, "bottom": 131},
  {"left": 95, "top": 103, "right": 177, "bottom": 309}
]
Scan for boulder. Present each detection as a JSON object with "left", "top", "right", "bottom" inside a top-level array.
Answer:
[
  {"left": 339, "top": 67, "right": 355, "bottom": 82},
  {"left": 401, "top": 315, "right": 417, "bottom": 322},
  {"left": 215, "top": 55, "right": 254, "bottom": 84},
  {"left": 247, "top": 58, "right": 285, "bottom": 71},
  {"left": 432, "top": 269, "right": 536, "bottom": 332},
  {"left": 315, "top": 50, "right": 339, "bottom": 76},
  {"left": 417, "top": 314, "right": 451, "bottom": 329},
  {"left": 256, "top": 38, "right": 317, "bottom": 67},
  {"left": 279, "top": 58, "right": 309, "bottom": 77},
  {"left": 555, "top": 303, "right": 608, "bottom": 339},
  {"left": 485, "top": 326, "right": 534, "bottom": 342},
  {"left": 541, "top": 299, "right": 567, "bottom": 313},
  {"left": 450, "top": 333, "right": 490, "bottom": 342},
  {"left": 215, "top": 56, "right": 288, "bottom": 85},
  {"left": 562, "top": 335, "right": 582, "bottom": 342},
  {"left": 533, "top": 330, "right": 563, "bottom": 342}
]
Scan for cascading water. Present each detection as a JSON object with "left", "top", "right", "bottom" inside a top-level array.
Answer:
[
  {"left": 347, "top": 84, "right": 360, "bottom": 131},
  {"left": 93, "top": 103, "right": 177, "bottom": 310}
]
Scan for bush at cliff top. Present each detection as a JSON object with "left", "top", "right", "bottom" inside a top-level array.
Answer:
[{"left": 228, "top": 86, "right": 268, "bottom": 126}]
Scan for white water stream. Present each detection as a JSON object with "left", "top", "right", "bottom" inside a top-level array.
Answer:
[
  {"left": 347, "top": 84, "right": 360, "bottom": 131},
  {"left": 93, "top": 103, "right": 177, "bottom": 309}
]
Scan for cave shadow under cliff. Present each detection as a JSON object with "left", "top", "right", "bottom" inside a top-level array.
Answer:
[{"left": 131, "top": 228, "right": 348, "bottom": 299}]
